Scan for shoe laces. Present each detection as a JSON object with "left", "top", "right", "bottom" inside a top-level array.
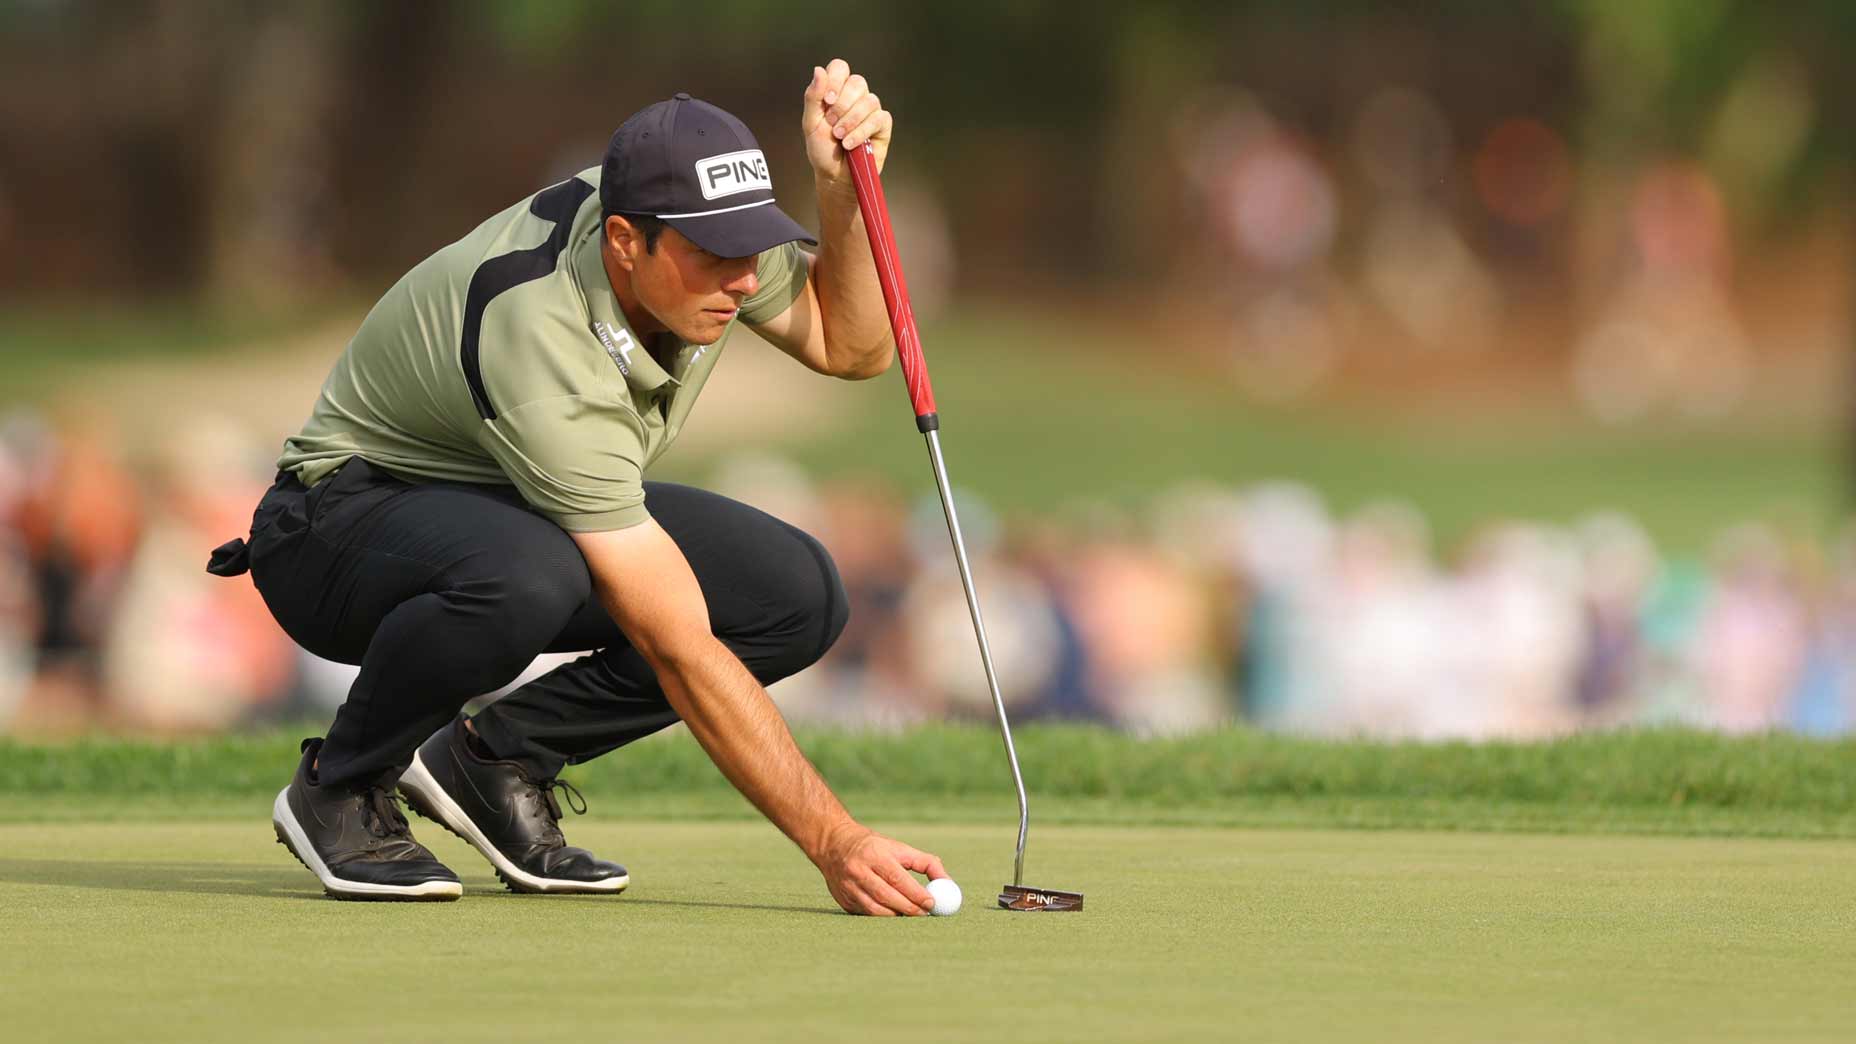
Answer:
[
  {"left": 362, "top": 787, "right": 413, "bottom": 839},
  {"left": 532, "top": 777, "right": 588, "bottom": 832}
]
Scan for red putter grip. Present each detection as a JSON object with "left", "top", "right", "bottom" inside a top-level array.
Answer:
[{"left": 847, "top": 143, "right": 938, "bottom": 431}]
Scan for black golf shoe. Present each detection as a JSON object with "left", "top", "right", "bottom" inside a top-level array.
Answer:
[
  {"left": 398, "top": 718, "right": 629, "bottom": 895},
  {"left": 271, "top": 738, "right": 462, "bottom": 902}
]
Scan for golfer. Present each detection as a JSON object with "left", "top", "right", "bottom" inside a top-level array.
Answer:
[{"left": 207, "top": 61, "right": 949, "bottom": 915}]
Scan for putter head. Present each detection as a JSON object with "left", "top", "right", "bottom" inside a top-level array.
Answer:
[{"left": 997, "top": 885, "right": 1084, "bottom": 912}]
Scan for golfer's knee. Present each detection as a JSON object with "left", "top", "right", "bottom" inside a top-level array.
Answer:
[
  {"left": 444, "top": 553, "right": 589, "bottom": 653},
  {"left": 818, "top": 557, "right": 850, "bottom": 658},
  {"left": 435, "top": 578, "right": 577, "bottom": 691},
  {"left": 502, "top": 571, "right": 589, "bottom": 633},
  {"left": 785, "top": 530, "right": 850, "bottom": 666},
  {"left": 508, "top": 531, "right": 594, "bottom": 622},
  {"left": 724, "top": 529, "right": 848, "bottom": 682}
]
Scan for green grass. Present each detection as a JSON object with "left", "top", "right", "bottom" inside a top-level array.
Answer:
[
  {"left": 5, "top": 726, "right": 1854, "bottom": 838},
  {"left": 0, "top": 299, "right": 344, "bottom": 403},
  {"left": 662, "top": 309, "right": 1838, "bottom": 554},
  {"left": 4, "top": 728, "right": 1853, "bottom": 1040},
  {"left": 2, "top": 820, "right": 1852, "bottom": 1042}
]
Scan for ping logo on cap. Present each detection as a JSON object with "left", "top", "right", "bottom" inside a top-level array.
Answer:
[{"left": 696, "top": 150, "right": 772, "bottom": 200}]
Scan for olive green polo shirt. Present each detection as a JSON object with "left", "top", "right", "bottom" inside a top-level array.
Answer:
[{"left": 277, "top": 166, "right": 807, "bottom": 531}]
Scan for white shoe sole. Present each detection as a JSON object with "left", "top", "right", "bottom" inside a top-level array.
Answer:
[
  {"left": 398, "top": 753, "right": 629, "bottom": 895},
  {"left": 270, "top": 788, "right": 462, "bottom": 901}
]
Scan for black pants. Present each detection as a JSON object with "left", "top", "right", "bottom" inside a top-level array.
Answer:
[{"left": 223, "top": 458, "right": 847, "bottom": 790}]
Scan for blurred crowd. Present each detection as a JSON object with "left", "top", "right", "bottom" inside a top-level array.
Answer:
[
  {"left": 2, "top": 415, "right": 1851, "bottom": 741},
  {"left": 1164, "top": 69, "right": 1840, "bottom": 420}
]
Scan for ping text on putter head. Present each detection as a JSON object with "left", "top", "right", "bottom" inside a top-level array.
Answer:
[
  {"left": 845, "top": 141, "right": 1083, "bottom": 913},
  {"left": 999, "top": 886, "right": 1085, "bottom": 912}
]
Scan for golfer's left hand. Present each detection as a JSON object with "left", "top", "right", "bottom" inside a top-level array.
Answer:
[{"left": 803, "top": 58, "right": 891, "bottom": 180}]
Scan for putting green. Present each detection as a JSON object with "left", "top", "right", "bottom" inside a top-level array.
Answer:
[{"left": 2, "top": 819, "right": 1852, "bottom": 1042}]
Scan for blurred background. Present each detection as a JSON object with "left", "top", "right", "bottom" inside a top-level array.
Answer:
[{"left": 1, "top": 1, "right": 1852, "bottom": 740}]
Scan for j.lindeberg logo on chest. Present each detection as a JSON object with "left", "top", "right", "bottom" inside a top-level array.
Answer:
[
  {"left": 695, "top": 150, "right": 772, "bottom": 200},
  {"left": 591, "top": 321, "right": 637, "bottom": 376}
]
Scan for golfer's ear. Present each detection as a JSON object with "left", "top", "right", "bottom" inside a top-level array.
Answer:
[{"left": 604, "top": 215, "right": 639, "bottom": 270}]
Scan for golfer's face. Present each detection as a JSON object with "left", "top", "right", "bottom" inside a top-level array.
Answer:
[{"left": 638, "top": 228, "right": 758, "bottom": 344}]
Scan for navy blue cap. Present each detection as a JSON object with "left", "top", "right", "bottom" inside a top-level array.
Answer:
[{"left": 601, "top": 93, "right": 816, "bottom": 259}]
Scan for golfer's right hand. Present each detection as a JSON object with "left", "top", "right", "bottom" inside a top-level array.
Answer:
[{"left": 814, "top": 822, "right": 947, "bottom": 916}]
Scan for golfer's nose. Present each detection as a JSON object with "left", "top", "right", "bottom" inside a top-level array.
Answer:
[{"left": 723, "top": 264, "right": 758, "bottom": 298}]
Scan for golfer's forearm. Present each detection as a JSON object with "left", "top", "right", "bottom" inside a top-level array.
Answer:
[
  {"left": 810, "top": 175, "right": 893, "bottom": 378},
  {"left": 651, "top": 634, "right": 856, "bottom": 861}
]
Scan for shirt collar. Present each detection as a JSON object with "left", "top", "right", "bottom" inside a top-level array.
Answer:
[{"left": 573, "top": 228, "right": 678, "bottom": 395}]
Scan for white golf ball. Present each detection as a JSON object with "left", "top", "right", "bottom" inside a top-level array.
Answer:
[{"left": 927, "top": 877, "right": 962, "bottom": 916}]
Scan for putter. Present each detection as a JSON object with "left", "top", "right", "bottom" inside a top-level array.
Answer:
[{"left": 846, "top": 143, "right": 1083, "bottom": 913}]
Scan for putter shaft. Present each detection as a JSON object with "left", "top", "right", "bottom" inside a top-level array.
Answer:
[{"left": 922, "top": 429, "right": 1029, "bottom": 888}]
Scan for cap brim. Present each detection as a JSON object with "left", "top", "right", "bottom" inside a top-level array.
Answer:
[{"left": 666, "top": 202, "right": 817, "bottom": 259}]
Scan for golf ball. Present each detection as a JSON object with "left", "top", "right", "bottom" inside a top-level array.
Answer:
[{"left": 927, "top": 877, "right": 962, "bottom": 916}]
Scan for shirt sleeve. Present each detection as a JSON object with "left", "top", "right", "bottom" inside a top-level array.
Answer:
[
  {"left": 477, "top": 394, "right": 651, "bottom": 531},
  {"left": 738, "top": 240, "right": 810, "bottom": 325}
]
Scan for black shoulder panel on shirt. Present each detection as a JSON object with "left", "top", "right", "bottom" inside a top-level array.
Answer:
[{"left": 460, "top": 178, "right": 597, "bottom": 420}]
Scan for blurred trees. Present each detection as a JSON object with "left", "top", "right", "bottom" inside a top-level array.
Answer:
[{"left": 0, "top": 0, "right": 1848, "bottom": 300}]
